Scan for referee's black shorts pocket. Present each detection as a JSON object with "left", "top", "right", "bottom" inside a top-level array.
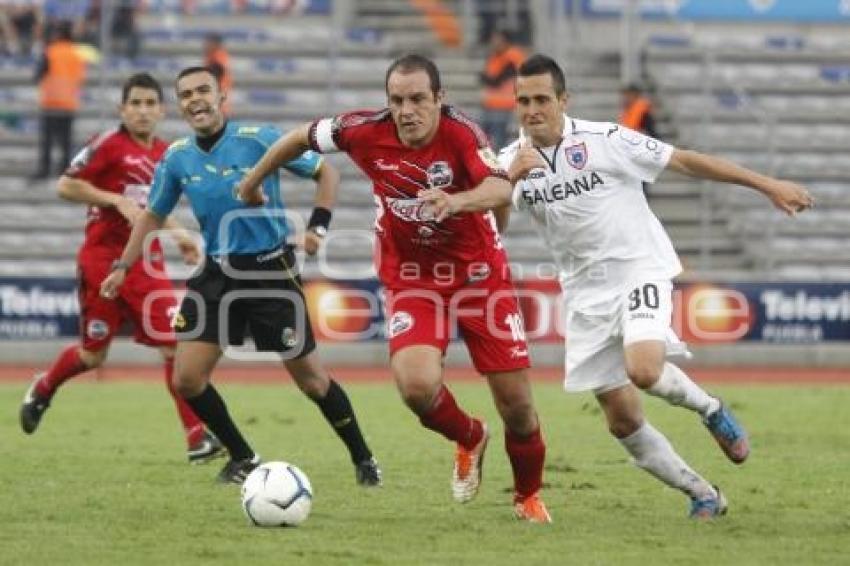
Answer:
[
  {"left": 186, "top": 260, "right": 227, "bottom": 301},
  {"left": 245, "top": 277, "right": 316, "bottom": 357}
]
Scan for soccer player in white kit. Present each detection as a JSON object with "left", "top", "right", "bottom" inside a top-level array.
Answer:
[{"left": 421, "top": 54, "right": 814, "bottom": 518}]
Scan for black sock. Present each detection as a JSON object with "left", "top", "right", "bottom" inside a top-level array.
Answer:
[
  {"left": 185, "top": 385, "right": 254, "bottom": 461},
  {"left": 315, "top": 380, "right": 372, "bottom": 464}
]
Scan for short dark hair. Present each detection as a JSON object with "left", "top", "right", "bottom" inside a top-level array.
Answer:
[
  {"left": 518, "top": 54, "right": 567, "bottom": 97},
  {"left": 622, "top": 83, "right": 643, "bottom": 94},
  {"left": 121, "top": 72, "right": 163, "bottom": 104},
  {"left": 204, "top": 32, "right": 223, "bottom": 45},
  {"left": 176, "top": 66, "right": 220, "bottom": 87},
  {"left": 52, "top": 21, "right": 74, "bottom": 42},
  {"left": 385, "top": 53, "right": 442, "bottom": 96}
]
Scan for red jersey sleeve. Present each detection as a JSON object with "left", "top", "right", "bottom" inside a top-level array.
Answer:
[
  {"left": 308, "top": 109, "right": 390, "bottom": 154},
  {"left": 64, "top": 130, "right": 115, "bottom": 182},
  {"left": 444, "top": 106, "right": 508, "bottom": 188}
]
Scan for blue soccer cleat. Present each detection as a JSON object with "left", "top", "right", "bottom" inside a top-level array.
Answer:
[
  {"left": 703, "top": 400, "right": 750, "bottom": 464},
  {"left": 689, "top": 485, "right": 728, "bottom": 519}
]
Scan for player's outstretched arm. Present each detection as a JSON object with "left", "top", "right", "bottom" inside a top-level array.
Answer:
[
  {"left": 100, "top": 210, "right": 165, "bottom": 299},
  {"left": 666, "top": 149, "right": 814, "bottom": 216},
  {"left": 237, "top": 122, "right": 313, "bottom": 206},
  {"left": 58, "top": 175, "right": 143, "bottom": 225},
  {"left": 419, "top": 177, "right": 513, "bottom": 222}
]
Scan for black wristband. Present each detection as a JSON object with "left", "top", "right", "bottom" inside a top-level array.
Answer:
[
  {"left": 111, "top": 259, "right": 130, "bottom": 272},
  {"left": 307, "top": 207, "right": 332, "bottom": 231}
]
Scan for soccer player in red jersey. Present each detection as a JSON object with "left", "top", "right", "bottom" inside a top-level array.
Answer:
[
  {"left": 19, "top": 73, "right": 223, "bottom": 464},
  {"left": 237, "top": 54, "right": 551, "bottom": 522}
]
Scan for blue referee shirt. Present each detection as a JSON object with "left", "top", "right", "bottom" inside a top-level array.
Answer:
[{"left": 149, "top": 122, "right": 322, "bottom": 256}]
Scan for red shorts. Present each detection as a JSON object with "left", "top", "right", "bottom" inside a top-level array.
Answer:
[
  {"left": 78, "top": 256, "right": 178, "bottom": 351},
  {"left": 385, "top": 271, "right": 530, "bottom": 374}
]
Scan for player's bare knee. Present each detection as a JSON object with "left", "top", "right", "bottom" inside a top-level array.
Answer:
[
  {"left": 607, "top": 413, "right": 643, "bottom": 439},
  {"left": 396, "top": 375, "right": 439, "bottom": 415},
  {"left": 626, "top": 360, "right": 663, "bottom": 389},
  {"left": 499, "top": 398, "right": 537, "bottom": 435},
  {"left": 172, "top": 368, "right": 205, "bottom": 398},
  {"left": 285, "top": 354, "right": 330, "bottom": 400},
  {"left": 292, "top": 372, "right": 329, "bottom": 400}
]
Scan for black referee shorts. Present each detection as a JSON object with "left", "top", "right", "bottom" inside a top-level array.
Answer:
[{"left": 174, "top": 244, "right": 316, "bottom": 358}]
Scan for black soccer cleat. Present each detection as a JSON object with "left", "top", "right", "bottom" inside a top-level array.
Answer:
[
  {"left": 20, "top": 374, "right": 51, "bottom": 434},
  {"left": 187, "top": 431, "right": 226, "bottom": 465},
  {"left": 355, "top": 457, "right": 383, "bottom": 487},
  {"left": 216, "top": 454, "right": 261, "bottom": 484}
]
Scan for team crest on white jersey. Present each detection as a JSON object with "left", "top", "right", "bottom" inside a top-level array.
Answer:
[
  {"left": 565, "top": 142, "right": 588, "bottom": 170},
  {"left": 426, "top": 161, "right": 453, "bottom": 189}
]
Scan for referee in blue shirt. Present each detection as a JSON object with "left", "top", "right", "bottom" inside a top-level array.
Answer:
[{"left": 101, "top": 66, "right": 381, "bottom": 486}]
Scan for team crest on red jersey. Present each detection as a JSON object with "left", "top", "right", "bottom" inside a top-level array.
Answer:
[
  {"left": 565, "top": 143, "right": 588, "bottom": 170},
  {"left": 425, "top": 161, "right": 453, "bottom": 189}
]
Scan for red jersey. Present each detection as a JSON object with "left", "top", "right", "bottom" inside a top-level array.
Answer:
[
  {"left": 65, "top": 126, "right": 168, "bottom": 258},
  {"left": 309, "top": 106, "right": 509, "bottom": 292}
]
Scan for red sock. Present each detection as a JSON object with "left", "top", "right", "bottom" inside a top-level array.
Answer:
[
  {"left": 505, "top": 426, "right": 545, "bottom": 500},
  {"left": 36, "top": 345, "right": 88, "bottom": 398},
  {"left": 163, "top": 358, "right": 206, "bottom": 447},
  {"left": 419, "top": 385, "right": 484, "bottom": 450}
]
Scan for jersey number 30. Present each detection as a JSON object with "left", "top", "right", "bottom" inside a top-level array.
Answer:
[{"left": 628, "top": 283, "right": 659, "bottom": 311}]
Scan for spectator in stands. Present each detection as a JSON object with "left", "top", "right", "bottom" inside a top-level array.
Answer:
[
  {"left": 619, "top": 83, "right": 658, "bottom": 138},
  {"left": 203, "top": 32, "right": 232, "bottom": 115},
  {"left": 476, "top": 0, "right": 531, "bottom": 46},
  {"left": 32, "top": 21, "right": 86, "bottom": 180},
  {"left": 479, "top": 28, "right": 524, "bottom": 150},
  {"left": 81, "top": 0, "right": 141, "bottom": 60},
  {"left": 0, "top": 1, "right": 44, "bottom": 57},
  {"left": 43, "top": 0, "right": 89, "bottom": 39}
]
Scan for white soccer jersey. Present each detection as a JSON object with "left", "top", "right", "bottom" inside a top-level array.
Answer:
[{"left": 500, "top": 116, "right": 682, "bottom": 310}]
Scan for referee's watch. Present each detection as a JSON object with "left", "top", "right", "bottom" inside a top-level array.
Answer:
[
  {"left": 309, "top": 225, "right": 328, "bottom": 238},
  {"left": 307, "top": 206, "right": 331, "bottom": 238}
]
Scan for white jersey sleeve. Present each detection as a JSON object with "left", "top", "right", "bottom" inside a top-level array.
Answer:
[{"left": 605, "top": 125, "right": 674, "bottom": 183}]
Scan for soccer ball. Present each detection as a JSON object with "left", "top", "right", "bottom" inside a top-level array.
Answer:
[{"left": 241, "top": 462, "right": 313, "bottom": 527}]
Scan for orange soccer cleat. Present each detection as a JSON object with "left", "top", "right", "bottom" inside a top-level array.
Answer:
[
  {"left": 514, "top": 492, "right": 553, "bottom": 524},
  {"left": 452, "top": 423, "right": 489, "bottom": 503}
]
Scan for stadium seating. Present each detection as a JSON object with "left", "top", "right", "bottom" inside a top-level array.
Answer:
[
  {"left": 644, "top": 37, "right": 850, "bottom": 276},
  {"left": 0, "top": 3, "right": 621, "bottom": 279},
  {"left": 2, "top": 6, "right": 845, "bottom": 281}
]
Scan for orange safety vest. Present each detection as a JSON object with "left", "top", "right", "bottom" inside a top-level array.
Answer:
[
  {"left": 482, "top": 46, "right": 525, "bottom": 111},
  {"left": 39, "top": 40, "right": 86, "bottom": 112},
  {"left": 205, "top": 47, "right": 232, "bottom": 93},
  {"left": 619, "top": 97, "right": 652, "bottom": 132},
  {"left": 205, "top": 46, "right": 232, "bottom": 115}
]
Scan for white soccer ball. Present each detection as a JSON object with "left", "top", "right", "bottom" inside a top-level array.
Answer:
[{"left": 241, "top": 462, "right": 313, "bottom": 527}]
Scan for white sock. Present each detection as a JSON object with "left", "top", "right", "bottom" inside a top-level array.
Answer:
[
  {"left": 646, "top": 363, "right": 720, "bottom": 417},
  {"left": 619, "top": 421, "right": 716, "bottom": 500}
]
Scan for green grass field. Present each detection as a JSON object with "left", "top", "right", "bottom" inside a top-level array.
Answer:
[{"left": 1, "top": 380, "right": 848, "bottom": 565}]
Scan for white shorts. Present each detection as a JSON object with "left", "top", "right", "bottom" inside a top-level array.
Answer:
[{"left": 563, "top": 279, "right": 690, "bottom": 393}]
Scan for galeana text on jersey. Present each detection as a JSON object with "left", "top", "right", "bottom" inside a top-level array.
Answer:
[{"left": 499, "top": 117, "right": 682, "bottom": 308}]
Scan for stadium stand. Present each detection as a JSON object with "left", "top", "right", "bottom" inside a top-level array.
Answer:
[
  {"left": 644, "top": 33, "right": 850, "bottom": 278},
  {"left": 1, "top": 2, "right": 846, "bottom": 282},
  {"left": 0, "top": 1, "right": 625, "bottom": 280}
]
